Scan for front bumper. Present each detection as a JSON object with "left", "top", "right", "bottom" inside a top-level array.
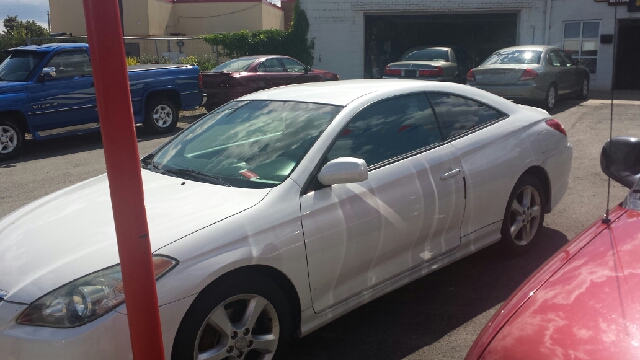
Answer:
[{"left": 0, "top": 294, "right": 195, "bottom": 360}]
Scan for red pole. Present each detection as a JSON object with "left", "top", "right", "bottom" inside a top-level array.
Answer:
[{"left": 81, "top": 1, "right": 165, "bottom": 359}]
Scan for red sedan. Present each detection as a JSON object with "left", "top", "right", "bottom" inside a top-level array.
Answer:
[
  {"left": 466, "top": 137, "right": 640, "bottom": 359},
  {"left": 201, "top": 55, "right": 339, "bottom": 111}
]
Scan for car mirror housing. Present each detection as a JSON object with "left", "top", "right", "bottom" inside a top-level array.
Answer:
[
  {"left": 600, "top": 137, "right": 640, "bottom": 189},
  {"left": 38, "top": 67, "right": 57, "bottom": 82},
  {"left": 318, "top": 157, "right": 368, "bottom": 186}
]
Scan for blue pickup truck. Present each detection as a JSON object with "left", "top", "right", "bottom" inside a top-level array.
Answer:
[{"left": 0, "top": 43, "right": 203, "bottom": 160}]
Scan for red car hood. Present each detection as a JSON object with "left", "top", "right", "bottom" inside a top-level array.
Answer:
[{"left": 468, "top": 205, "right": 640, "bottom": 359}]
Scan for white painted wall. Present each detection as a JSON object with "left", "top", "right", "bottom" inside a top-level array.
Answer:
[{"left": 303, "top": 0, "right": 640, "bottom": 90}]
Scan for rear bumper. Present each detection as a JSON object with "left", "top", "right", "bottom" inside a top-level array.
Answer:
[
  {"left": 203, "top": 88, "right": 251, "bottom": 110},
  {"left": 543, "top": 143, "right": 573, "bottom": 212},
  {"left": 470, "top": 81, "right": 547, "bottom": 101},
  {"left": 383, "top": 76, "right": 457, "bottom": 82}
]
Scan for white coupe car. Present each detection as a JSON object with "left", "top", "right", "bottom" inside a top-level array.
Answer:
[{"left": 0, "top": 80, "right": 572, "bottom": 360}]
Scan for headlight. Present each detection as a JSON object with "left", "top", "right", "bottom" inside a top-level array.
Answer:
[{"left": 17, "top": 255, "right": 177, "bottom": 328}]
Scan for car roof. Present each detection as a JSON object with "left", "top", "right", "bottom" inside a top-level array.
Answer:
[
  {"left": 240, "top": 79, "right": 516, "bottom": 108},
  {"left": 9, "top": 43, "right": 88, "bottom": 52},
  {"left": 497, "top": 45, "right": 558, "bottom": 52}
]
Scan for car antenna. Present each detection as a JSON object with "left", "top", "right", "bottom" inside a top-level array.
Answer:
[{"left": 603, "top": 4, "right": 618, "bottom": 225}]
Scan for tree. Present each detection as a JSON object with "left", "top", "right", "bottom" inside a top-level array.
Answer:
[{"left": 2, "top": 15, "right": 49, "bottom": 39}]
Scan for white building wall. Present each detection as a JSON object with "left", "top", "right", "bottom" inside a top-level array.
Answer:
[
  {"left": 549, "top": 0, "right": 640, "bottom": 90},
  {"left": 303, "top": 0, "right": 549, "bottom": 80}
]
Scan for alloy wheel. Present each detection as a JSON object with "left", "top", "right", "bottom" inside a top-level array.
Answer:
[
  {"left": 582, "top": 79, "right": 589, "bottom": 98},
  {"left": 153, "top": 104, "right": 174, "bottom": 128},
  {"left": 194, "top": 294, "right": 280, "bottom": 360},
  {"left": 509, "top": 185, "right": 542, "bottom": 246},
  {"left": 0, "top": 125, "right": 18, "bottom": 154}
]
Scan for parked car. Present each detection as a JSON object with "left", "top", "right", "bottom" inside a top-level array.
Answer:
[
  {"left": 201, "top": 55, "right": 339, "bottom": 111},
  {"left": 0, "top": 43, "right": 204, "bottom": 161},
  {"left": 383, "top": 46, "right": 471, "bottom": 83},
  {"left": 466, "top": 45, "right": 590, "bottom": 111},
  {"left": 466, "top": 136, "right": 640, "bottom": 360},
  {"left": 0, "top": 80, "right": 572, "bottom": 360}
]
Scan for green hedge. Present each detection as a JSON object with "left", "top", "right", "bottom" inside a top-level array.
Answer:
[{"left": 200, "top": 0, "right": 314, "bottom": 66}]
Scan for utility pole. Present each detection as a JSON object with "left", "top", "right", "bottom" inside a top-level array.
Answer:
[{"left": 47, "top": 11, "right": 50, "bottom": 31}]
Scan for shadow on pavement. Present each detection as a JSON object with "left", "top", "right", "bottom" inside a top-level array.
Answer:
[{"left": 285, "top": 227, "right": 569, "bottom": 360}]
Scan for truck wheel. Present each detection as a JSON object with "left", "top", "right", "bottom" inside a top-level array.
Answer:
[
  {"left": 0, "top": 118, "right": 24, "bottom": 161},
  {"left": 144, "top": 96, "right": 178, "bottom": 134}
]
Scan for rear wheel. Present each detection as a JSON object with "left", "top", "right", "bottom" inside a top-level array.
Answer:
[
  {"left": 542, "top": 84, "right": 557, "bottom": 112},
  {"left": 500, "top": 175, "right": 545, "bottom": 254},
  {"left": 0, "top": 117, "right": 24, "bottom": 161},
  {"left": 144, "top": 96, "right": 178, "bottom": 134},
  {"left": 171, "top": 272, "right": 292, "bottom": 360}
]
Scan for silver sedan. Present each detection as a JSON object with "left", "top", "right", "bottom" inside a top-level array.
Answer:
[{"left": 466, "top": 45, "right": 590, "bottom": 111}]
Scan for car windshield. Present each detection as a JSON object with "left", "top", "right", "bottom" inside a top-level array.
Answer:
[
  {"left": 146, "top": 100, "right": 341, "bottom": 189},
  {"left": 212, "top": 58, "right": 256, "bottom": 72},
  {"left": 0, "top": 50, "right": 44, "bottom": 81},
  {"left": 403, "top": 49, "right": 450, "bottom": 62},
  {"left": 481, "top": 50, "right": 543, "bottom": 65}
]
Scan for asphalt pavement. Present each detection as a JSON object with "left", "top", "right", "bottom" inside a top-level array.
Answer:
[{"left": 1, "top": 91, "right": 639, "bottom": 359}]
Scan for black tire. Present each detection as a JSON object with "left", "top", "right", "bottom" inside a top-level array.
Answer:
[
  {"left": 0, "top": 117, "right": 24, "bottom": 161},
  {"left": 144, "top": 96, "right": 178, "bottom": 134},
  {"left": 576, "top": 77, "right": 589, "bottom": 100},
  {"left": 500, "top": 175, "right": 546, "bottom": 254},
  {"left": 171, "top": 270, "right": 292, "bottom": 360},
  {"left": 542, "top": 84, "right": 557, "bottom": 112}
]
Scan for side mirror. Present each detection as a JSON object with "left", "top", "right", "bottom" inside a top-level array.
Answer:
[
  {"left": 38, "top": 67, "right": 57, "bottom": 82},
  {"left": 600, "top": 137, "right": 640, "bottom": 189},
  {"left": 317, "top": 157, "right": 368, "bottom": 186},
  {"left": 304, "top": 66, "right": 310, "bottom": 74}
]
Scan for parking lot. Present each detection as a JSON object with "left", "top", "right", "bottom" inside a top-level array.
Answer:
[{"left": 1, "top": 92, "right": 639, "bottom": 359}]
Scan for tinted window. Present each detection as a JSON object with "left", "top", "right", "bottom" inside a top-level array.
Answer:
[
  {"left": 257, "top": 58, "right": 285, "bottom": 73},
  {"left": 428, "top": 93, "right": 503, "bottom": 140},
  {"left": 280, "top": 57, "right": 306, "bottom": 73},
  {"left": 403, "top": 49, "right": 450, "bottom": 62},
  {"left": 326, "top": 94, "right": 442, "bottom": 167},
  {"left": 45, "top": 50, "right": 92, "bottom": 79},
  {"left": 548, "top": 51, "right": 569, "bottom": 67},
  {"left": 213, "top": 58, "right": 255, "bottom": 72},
  {"left": 482, "top": 50, "right": 542, "bottom": 65}
]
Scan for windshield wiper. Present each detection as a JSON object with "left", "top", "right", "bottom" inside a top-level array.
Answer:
[{"left": 162, "top": 168, "right": 231, "bottom": 187}]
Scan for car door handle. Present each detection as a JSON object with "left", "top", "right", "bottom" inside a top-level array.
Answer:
[{"left": 440, "top": 168, "right": 461, "bottom": 180}]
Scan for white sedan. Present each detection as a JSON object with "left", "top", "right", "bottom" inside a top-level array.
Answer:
[{"left": 0, "top": 80, "right": 572, "bottom": 360}]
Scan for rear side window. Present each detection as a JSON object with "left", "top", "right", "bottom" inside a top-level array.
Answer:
[
  {"left": 280, "top": 57, "right": 306, "bottom": 73},
  {"left": 428, "top": 93, "right": 503, "bottom": 140},
  {"left": 257, "top": 58, "right": 285, "bottom": 73},
  {"left": 326, "top": 94, "right": 442, "bottom": 167}
]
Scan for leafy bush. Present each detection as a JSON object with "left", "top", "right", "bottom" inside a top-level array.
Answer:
[
  {"left": 179, "top": 54, "right": 218, "bottom": 72},
  {"left": 0, "top": 16, "right": 49, "bottom": 62},
  {"left": 201, "top": 0, "right": 314, "bottom": 66}
]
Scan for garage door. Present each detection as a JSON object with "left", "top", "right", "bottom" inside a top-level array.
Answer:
[{"left": 365, "top": 13, "right": 518, "bottom": 78}]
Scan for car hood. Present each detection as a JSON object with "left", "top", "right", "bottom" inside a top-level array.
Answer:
[
  {"left": 0, "top": 81, "right": 27, "bottom": 94},
  {"left": 475, "top": 206, "right": 640, "bottom": 359},
  {"left": 0, "top": 170, "right": 270, "bottom": 304}
]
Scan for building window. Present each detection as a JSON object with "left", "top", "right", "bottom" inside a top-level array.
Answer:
[{"left": 563, "top": 21, "right": 600, "bottom": 74}]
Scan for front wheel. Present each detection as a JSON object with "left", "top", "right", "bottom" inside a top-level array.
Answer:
[
  {"left": 500, "top": 175, "right": 545, "bottom": 254},
  {"left": 542, "top": 84, "right": 557, "bottom": 112},
  {"left": 0, "top": 118, "right": 24, "bottom": 161},
  {"left": 171, "top": 272, "right": 292, "bottom": 360},
  {"left": 576, "top": 78, "right": 589, "bottom": 100},
  {"left": 144, "top": 96, "right": 178, "bottom": 134}
]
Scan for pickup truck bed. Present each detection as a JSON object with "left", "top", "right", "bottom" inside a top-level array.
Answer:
[{"left": 0, "top": 43, "right": 203, "bottom": 161}]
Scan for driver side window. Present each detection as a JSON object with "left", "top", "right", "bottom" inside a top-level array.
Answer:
[
  {"left": 45, "top": 50, "right": 92, "bottom": 79},
  {"left": 326, "top": 94, "right": 442, "bottom": 168}
]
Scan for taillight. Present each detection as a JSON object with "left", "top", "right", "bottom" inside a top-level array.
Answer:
[
  {"left": 519, "top": 68, "right": 538, "bottom": 81},
  {"left": 198, "top": 73, "right": 203, "bottom": 89},
  {"left": 418, "top": 66, "right": 443, "bottom": 77},
  {"left": 384, "top": 66, "right": 401, "bottom": 76},
  {"left": 466, "top": 69, "right": 475, "bottom": 82},
  {"left": 545, "top": 119, "right": 567, "bottom": 136}
]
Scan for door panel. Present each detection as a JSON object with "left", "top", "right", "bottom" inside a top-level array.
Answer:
[{"left": 301, "top": 94, "right": 465, "bottom": 313}]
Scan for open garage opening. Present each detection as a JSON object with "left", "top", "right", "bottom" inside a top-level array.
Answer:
[
  {"left": 614, "top": 19, "right": 640, "bottom": 90},
  {"left": 364, "top": 13, "right": 518, "bottom": 79}
]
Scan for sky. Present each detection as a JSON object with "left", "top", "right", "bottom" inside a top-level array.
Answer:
[{"left": 1, "top": 0, "right": 50, "bottom": 32}]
